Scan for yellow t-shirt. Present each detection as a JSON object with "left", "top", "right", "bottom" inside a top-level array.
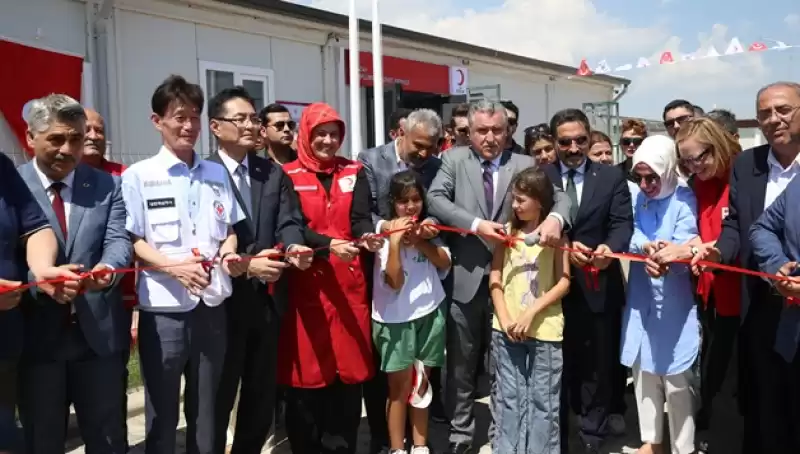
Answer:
[{"left": 491, "top": 230, "right": 564, "bottom": 342}]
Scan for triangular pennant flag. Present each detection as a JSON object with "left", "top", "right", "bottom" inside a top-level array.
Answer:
[
  {"left": 576, "top": 58, "right": 593, "bottom": 76},
  {"left": 659, "top": 51, "right": 674, "bottom": 64},
  {"left": 705, "top": 46, "right": 721, "bottom": 58},
  {"left": 594, "top": 60, "right": 611, "bottom": 74},
  {"left": 614, "top": 63, "right": 633, "bottom": 72},
  {"left": 636, "top": 57, "right": 650, "bottom": 68},
  {"left": 749, "top": 42, "right": 767, "bottom": 52},
  {"left": 725, "top": 37, "right": 744, "bottom": 55},
  {"left": 772, "top": 41, "right": 790, "bottom": 49},
  {"left": 681, "top": 52, "right": 696, "bottom": 61}
]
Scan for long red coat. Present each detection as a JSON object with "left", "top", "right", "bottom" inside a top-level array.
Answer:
[{"left": 277, "top": 159, "right": 374, "bottom": 388}]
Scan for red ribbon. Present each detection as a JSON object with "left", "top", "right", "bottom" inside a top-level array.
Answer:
[{"left": 2, "top": 223, "right": 799, "bottom": 297}]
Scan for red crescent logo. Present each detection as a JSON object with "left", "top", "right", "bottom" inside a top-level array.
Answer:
[
  {"left": 457, "top": 69, "right": 465, "bottom": 86},
  {"left": 748, "top": 42, "right": 767, "bottom": 52}
]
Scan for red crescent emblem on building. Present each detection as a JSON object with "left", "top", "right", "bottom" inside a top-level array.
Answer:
[
  {"left": 457, "top": 69, "right": 464, "bottom": 86},
  {"left": 748, "top": 42, "right": 767, "bottom": 52}
]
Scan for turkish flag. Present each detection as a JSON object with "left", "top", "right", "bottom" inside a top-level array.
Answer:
[
  {"left": 576, "top": 59, "right": 593, "bottom": 76},
  {"left": 748, "top": 42, "right": 767, "bottom": 52},
  {"left": 0, "top": 39, "right": 83, "bottom": 157},
  {"left": 659, "top": 52, "right": 675, "bottom": 64}
]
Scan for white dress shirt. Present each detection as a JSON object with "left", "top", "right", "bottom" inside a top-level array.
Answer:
[
  {"left": 394, "top": 138, "right": 407, "bottom": 171},
  {"left": 559, "top": 160, "right": 586, "bottom": 206},
  {"left": 219, "top": 151, "right": 252, "bottom": 215},
  {"left": 32, "top": 159, "right": 76, "bottom": 233},
  {"left": 764, "top": 148, "right": 800, "bottom": 209}
]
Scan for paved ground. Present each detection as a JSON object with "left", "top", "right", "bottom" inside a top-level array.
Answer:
[{"left": 63, "top": 379, "right": 743, "bottom": 454}]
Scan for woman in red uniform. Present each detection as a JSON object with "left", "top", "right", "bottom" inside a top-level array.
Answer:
[{"left": 279, "top": 102, "right": 381, "bottom": 454}]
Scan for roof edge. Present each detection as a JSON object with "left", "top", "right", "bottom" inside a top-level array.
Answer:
[{"left": 218, "top": 0, "right": 631, "bottom": 86}]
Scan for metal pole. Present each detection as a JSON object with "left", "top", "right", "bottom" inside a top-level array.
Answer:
[
  {"left": 348, "top": 0, "right": 363, "bottom": 158},
  {"left": 371, "top": 0, "right": 385, "bottom": 146}
]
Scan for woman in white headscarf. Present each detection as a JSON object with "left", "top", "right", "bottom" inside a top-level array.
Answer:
[{"left": 621, "top": 135, "right": 700, "bottom": 454}]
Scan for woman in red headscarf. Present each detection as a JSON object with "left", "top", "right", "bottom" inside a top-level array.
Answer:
[{"left": 278, "top": 102, "right": 382, "bottom": 454}]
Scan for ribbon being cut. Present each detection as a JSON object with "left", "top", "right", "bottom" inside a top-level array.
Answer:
[{"left": 1, "top": 221, "right": 798, "bottom": 301}]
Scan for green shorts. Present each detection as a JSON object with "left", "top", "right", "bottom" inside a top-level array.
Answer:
[{"left": 372, "top": 304, "right": 447, "bottom": 373}]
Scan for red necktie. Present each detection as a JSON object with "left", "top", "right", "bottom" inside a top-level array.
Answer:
[{"left": 50, "top": 182, "right": 67, "bottom": 239}]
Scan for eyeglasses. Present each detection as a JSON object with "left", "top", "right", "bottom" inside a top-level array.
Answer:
[
  {"left": 680, "top": 148, "right": 710, "bottom": 167},
  {"left": 620, "top": 137, "right": 644, "bottom": 147},
  {"left": 631, "top": 173, "right": 660, "bottom": 186},
  {"left": 270, "top": 120, "right": 296, "bottom": 131},
  {"left": 756, "top": 104, "right": 800, "bottom": 123},
  {"left": 663, "top": 115, "right": 693, "bottom": 129},
  {"left": 214, "top": 116, "right": 261, "bottom": 127},
  {"left": 556, "top": 135, "right": 589, "bottom": 149},
  {"left": 455, "top": 127, "right": 469, "bottom": 135}
]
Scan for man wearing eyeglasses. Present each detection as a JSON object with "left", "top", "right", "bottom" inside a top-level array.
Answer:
[
  {"left": 206, "top": 88, "right": 312, "bottom": 454},
  {"left": 541, "top": 108, "right": 633, "bottom": 454},
  {"left": 500, "top": 100, "right": 524, "bottom": 155},
  {"left": 693, "top": 81, "right": 800, "bottom": 453},
  {"left": 258, "top": 103, "right": 297, "bottom": 166},
  {"left": 663, "top": 99, "right": 697, "bottom": 139}
]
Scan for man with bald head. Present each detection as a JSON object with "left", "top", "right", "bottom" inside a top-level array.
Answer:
[{"left": 82, "top": 108, "right": 126, "bottom": 176}]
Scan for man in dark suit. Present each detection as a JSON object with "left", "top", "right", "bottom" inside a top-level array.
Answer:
[
  {"left": 500, "top": 100, "right": 525, "bottom": 155},
  {"left": 695, "top": 81, "right": 800, "bottom": 453},
  {"left": 358, "top": 108, "right": 444, "bottom": 453},
  {"left": 207, "top": 87, "right": 311, "bottom": 454},
  {"left": 541, "top": 109, "right": 632, "bottom": 454},
  {"left": 17, "top": 94, "right": 132, "bottom": 454}
]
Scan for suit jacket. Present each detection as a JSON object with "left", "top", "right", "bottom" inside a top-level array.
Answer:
[
  {"left": 543, "top": 160, "right": 633, "bottom": 313},
  {"left": 207, "top": 151, "right": 305, "bottom": 322},
  {"left": 428, "top": 146, "right": 573, "bottom": 303},
  {"left": 18, "top": 162, "right": 131, "bottom": 359},
  {"left": 358, "top": 140, "right": 441, "bottom": 224},
  {"left": 716, "top": 144, "right": 783, "bottom": 319}
]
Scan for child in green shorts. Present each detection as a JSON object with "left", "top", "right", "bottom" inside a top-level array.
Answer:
[{"left": 371, "top": 171, "right": 451, "bottom": 454}]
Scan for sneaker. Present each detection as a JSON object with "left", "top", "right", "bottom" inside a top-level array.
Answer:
[
  {"left": 389, "top": 450, "right": 408, "bottom": 454},
  {"left": 411, "top": 447, "right": 430, "bottom": 454},
  {"left": 408, "top": 360, "right": 433, "bottom": 409},
  {"left": 607, "top": 413, "right": 626, "bottom": 436}
]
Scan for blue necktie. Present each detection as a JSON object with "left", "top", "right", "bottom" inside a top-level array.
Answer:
[{"left": 774, "top": 303, "right": 800, "bottom": 362}]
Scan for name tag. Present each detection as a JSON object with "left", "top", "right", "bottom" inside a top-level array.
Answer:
[
  {"left": 147, "top": 198, "right": 176, "bottom": 209},
  {"left": 295, "top": 185, "right": 317, "bottom": 192},
  {"left": 338, "top": 175, "right": 356, "bottom": 193}
]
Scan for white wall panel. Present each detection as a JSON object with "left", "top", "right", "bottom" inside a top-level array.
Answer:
[
  {"left": 270, "top": 38, "right": 324, "bottom": 104},
  {"left": 0, "top": 0, "right": 85, "bottom": 56},
  {"left": 196, "top": 24, "right": 272, "bottom": 69},
  {"left": 117, "top": 10, "right": 197, "bottom": 162}
]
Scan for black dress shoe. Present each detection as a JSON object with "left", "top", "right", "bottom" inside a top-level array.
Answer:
[{"left": 447, "top": 442, "right": 472, "bottom": 454}]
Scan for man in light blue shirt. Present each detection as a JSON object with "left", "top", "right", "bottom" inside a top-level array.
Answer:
[{"left": 121, "top": 75, "right": 246, "bottom": 454}]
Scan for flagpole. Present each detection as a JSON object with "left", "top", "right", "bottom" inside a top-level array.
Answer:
[
  {"left": 371, "top": 0, "right": 385, "bottom": 146},
  {"left": 348, "top": 0, "right": 363, "bottom": 158}
]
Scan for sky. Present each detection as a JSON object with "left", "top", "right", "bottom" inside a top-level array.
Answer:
[{"left": 287, "top": 0, "right": 799, "bottom": 121}]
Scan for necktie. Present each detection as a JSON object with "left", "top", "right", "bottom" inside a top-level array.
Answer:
[
  {"left": 482, "top": 160, "right": 494, "bottom": 216},
  {"left": 565, "top": 169, "right": 579, "bottom": 221},
  {"left": 774, "top": 304, "right": 800, "bottom": 362},
  {"left": 50, "top": 181, "right": 67, "bottom": 239},
  {"left": 236, "top": 164, "right": 252, "bottom": 216}
]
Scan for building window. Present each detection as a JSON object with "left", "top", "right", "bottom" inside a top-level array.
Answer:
[{"left": 198, "top": 61, "right": 275, "bottom": 156}]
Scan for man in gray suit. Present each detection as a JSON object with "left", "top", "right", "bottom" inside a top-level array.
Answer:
[
  {"left": 17, "top": 94, "right": 131, "bottom": 454},
  {"left": 427, "top": 100, "right": 573, "bottom": 453},
  {"left": 358, "top": 108, "right": 444, "bottom": 453}
]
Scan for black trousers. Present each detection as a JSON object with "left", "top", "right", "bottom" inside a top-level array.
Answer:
[
  {"left": 739, "top": 296, "right": 800, "bottom": 453},
  {"left": 698, "top": 294, "right": 739, "bottom": 430},
  {"left": 362, "top": 350, "right": 389, "bottom": 451},
  {"left": 214, "top": 300, "right": 280, "bottom": 454},
  {"left": 284, "top": 379, "right": 363, "bottom": 454},
  {"left": 561, "top": 302, "right": 622, "bottom": 450}
]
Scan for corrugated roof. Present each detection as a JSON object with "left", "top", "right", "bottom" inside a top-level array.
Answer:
[{"left": 218, "top": 0, "right": 631, "bottom": 86}]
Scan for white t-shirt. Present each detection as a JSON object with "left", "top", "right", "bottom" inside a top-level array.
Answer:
[{"left": 372, "top": 238, "right": 451, "bottom": 324}]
